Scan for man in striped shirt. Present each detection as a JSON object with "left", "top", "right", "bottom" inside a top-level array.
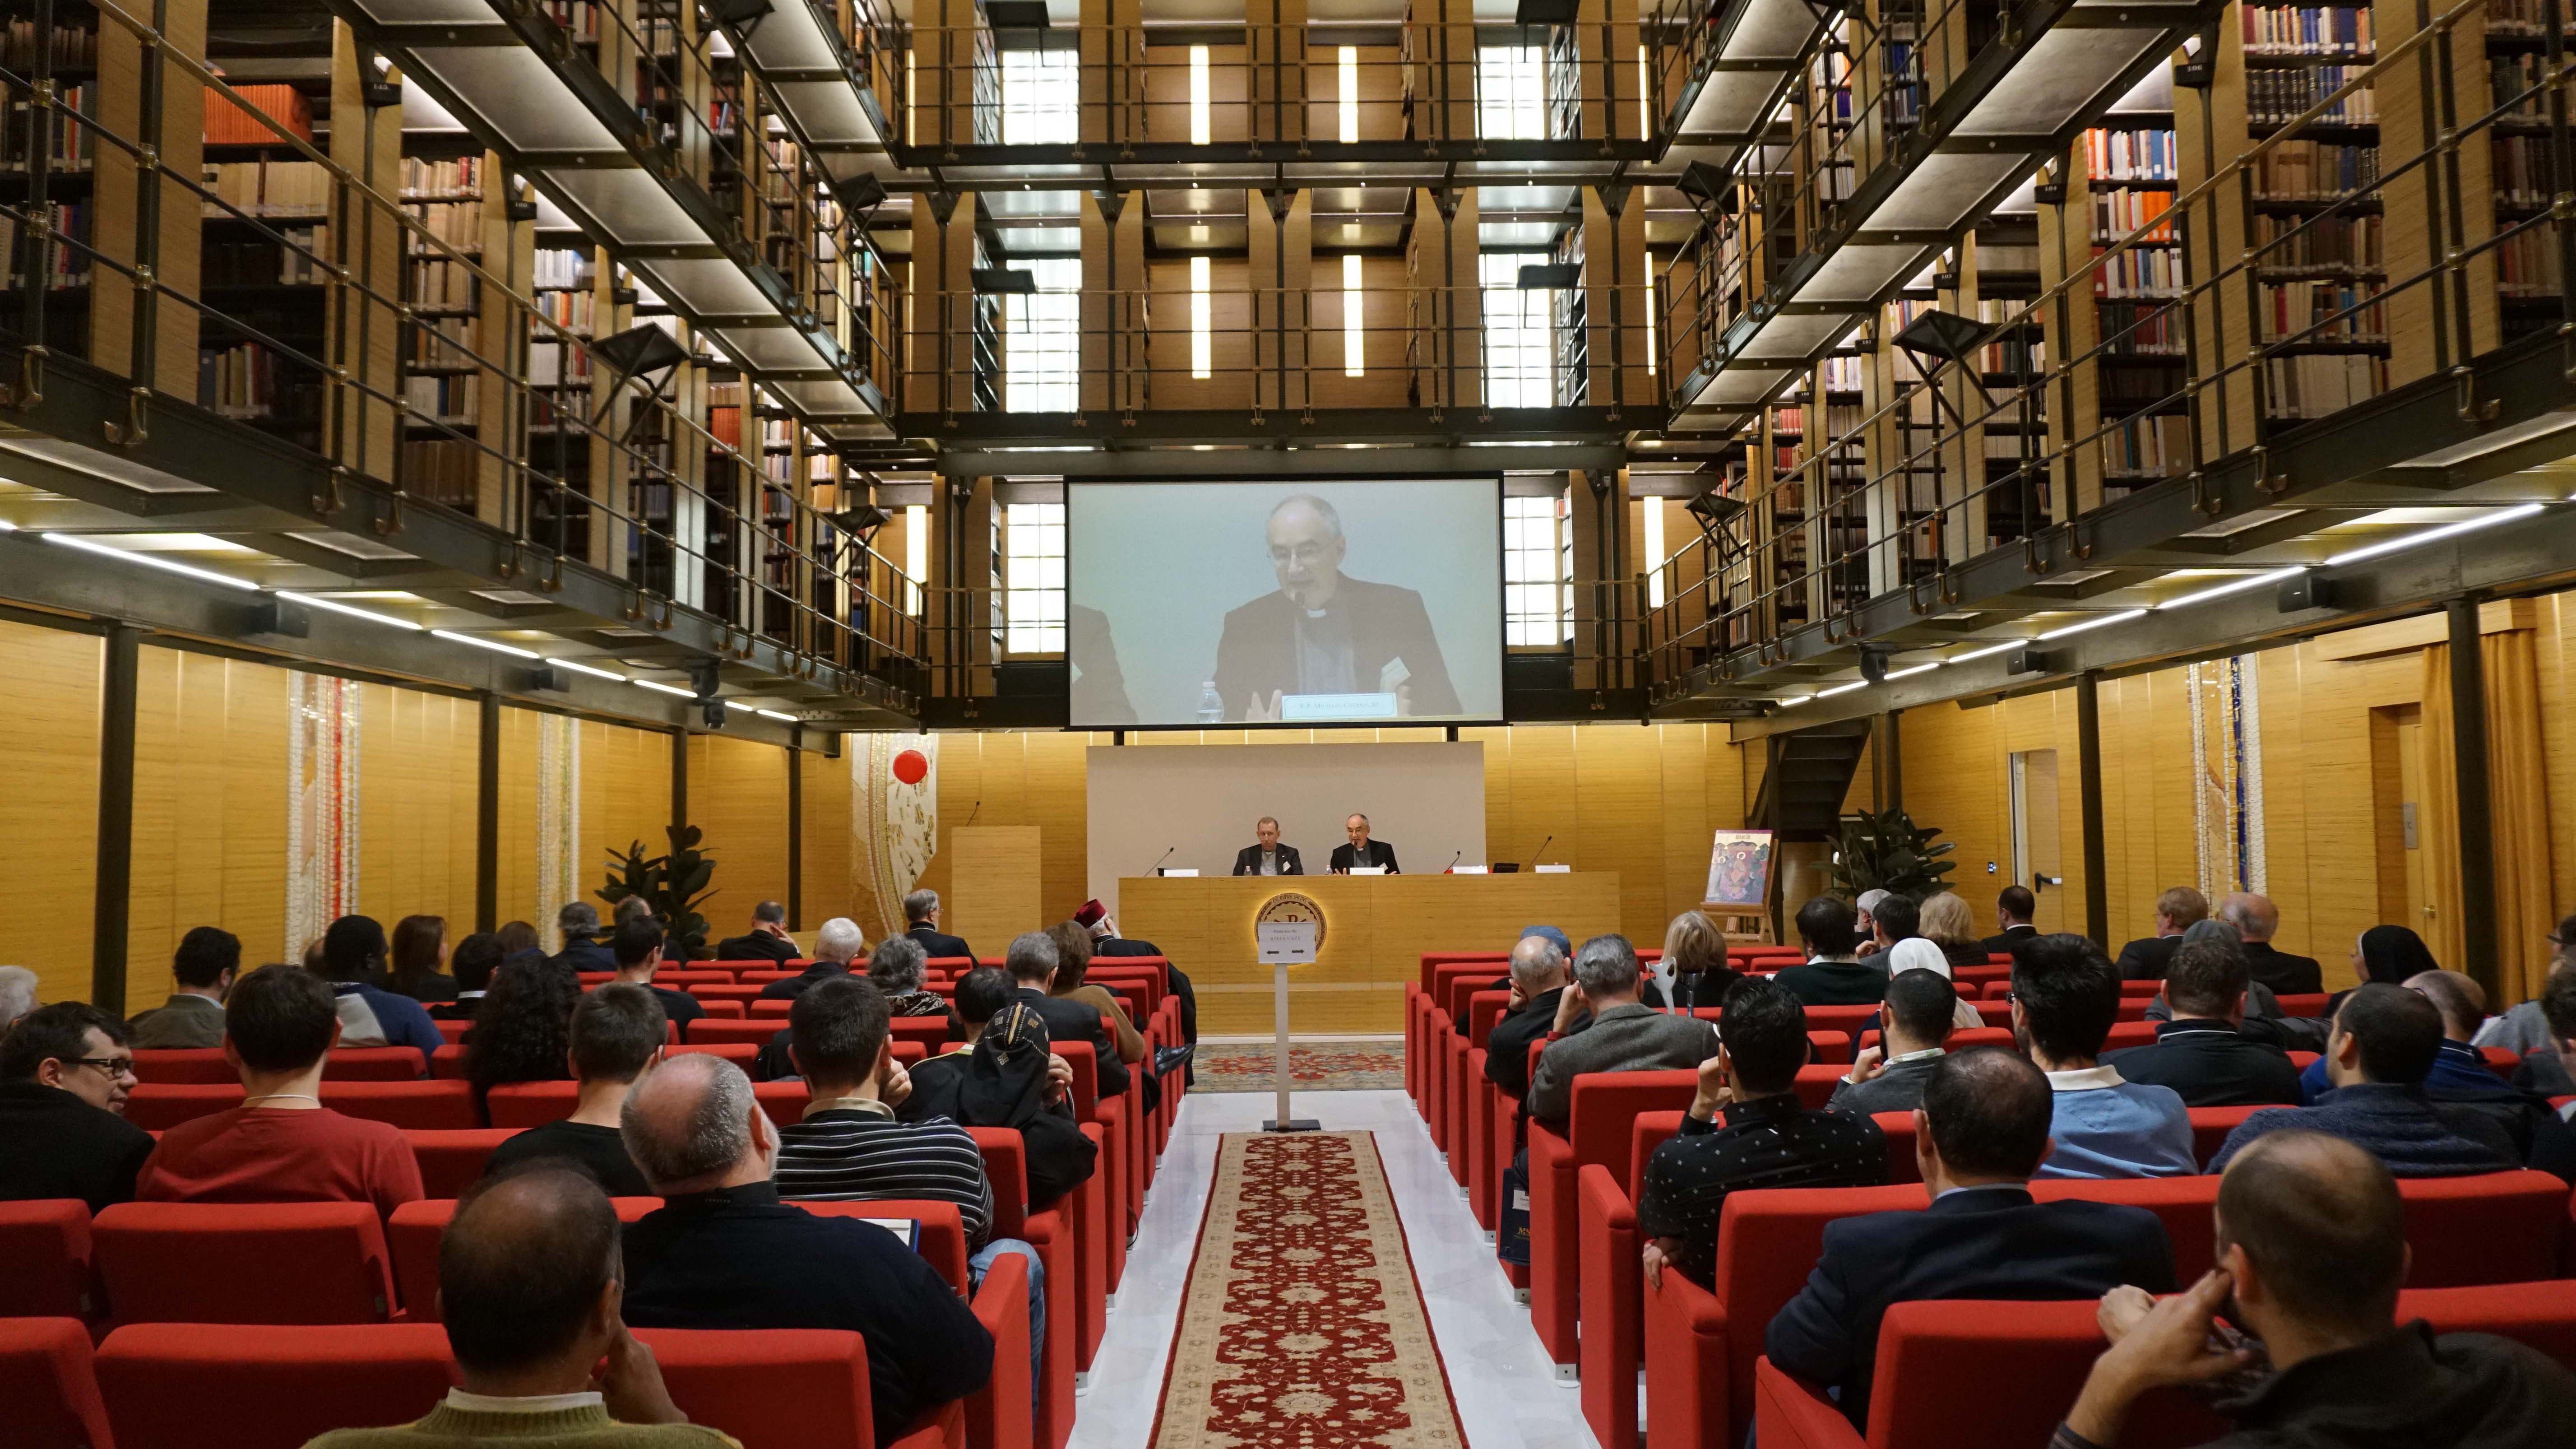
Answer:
[{"left": 774, "top": 976, "right": 1042, "bottom": 1385}]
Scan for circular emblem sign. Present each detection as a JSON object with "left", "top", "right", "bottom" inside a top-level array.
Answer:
[{"left": 1254, "top": 891, "right": 1327, "bottom": 956}]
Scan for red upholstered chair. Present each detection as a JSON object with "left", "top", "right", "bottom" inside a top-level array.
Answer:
[
  {"left": 752, "top": 999, "right": 793, "bottom": 1016},
  {"left": 1055, "top": 1041, "right": 1131, "bottom": 1300},
  {"left": 692, "top": 984, "right": 764, "bottom": 1008},
  {"left": 1462, "top": 990, "right": 1514, "bottom": 1228},
  {"left": 96, "top": 1321, "right": 454, "bottom": 1449},
  {"left": 95, "top": 1200, "right": 398, "bottom": 1324},
  {"left": 669, "top": 1042, "right": 760, "bottom": 1069},
  {"left": 1801, "top": 1005, "right": 1882, "bottom": 1045},
  {"left": 403, "top": 1128, "right": 517, "bottom": 1198},
  {"left": 434, "top": 1018, "right": 474, "bottom": 1042},
  {"left": 688, "top": 1019, "right": 794, "bottom": 1049},
  {"left": 1856, "top": 1027, "right": 2013, "bottom": 1054},
  {"left": 2118, "top": 979, "right": 2164, "bottom": 998},
  {"left": 2274, "top": 993, "right": 2328, "bottom": 1017},
  {"left": 129, "top": 1048, "right": 235, "bottom": 1083},
  {"left": 2395, "top": 1170, "right": 2570, "bottom": 1286},
  {"left": 0, "top": 1317, "right": 117, "bottom": 1449},
  {"left": 1971, "top": 1000, "right": 2015, "bottom": 1029},
  {"left": 2103, "top": 1021, "right": 2159, "bottom": 1051},
  {"left": 1530, "top": 1069, "right": 1699, "bottom": 1375},
  {"left": 640, "top": 1328, "right": 956, "bottom": 1449},
  {"left": 2185, "top": 1105, "right": 2264, "bottom": 1168},
  {"left": 1052, "top": 1043, "right": 1118, "bottom": 1379},
  {"left": 1792, "top": 1063, "right": 1847, "bottom": 1110},
  {"left": 319, "top": 1080, "right": 482, "bottom": 1129},
  {"left": 1872, "top": 1111, "right": 1922, "bottom": 1183},
  {"left": 2029, "top": 1177, "right": 2222, "bottom": 1278},
  {"left": 324, "top": 1048, "right": 431, "bottom": 1080},
  {"left": 389, "top": 1197, "right": 660, "bottom": 1320},
  {"left": 431, "top": 1043, "right": 468, "bottom": 1077},
  {"left": 123, "top": 1083, "right": 245, "bottom": 1129},
  {"left": 700, "top": 1001, "right": 746, "bottom": 1018},
  {"left": 0, "top": 1199, "right": 98, "bottom": 1321},
  {"left": 970, "top": 1129, "right": 1075, "bottom": 1449},
  {"left": 893, "top": 1017, "right": 957, "bottom": 1053}
]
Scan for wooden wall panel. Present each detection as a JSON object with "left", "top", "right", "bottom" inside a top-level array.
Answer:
[
  {"left": 2537, "top": 595, "right": 2576, "bottom": 922},
  {"left": 129, "top": 649, "right": 291, "bottom": 985},
  {"left": 689, "top": 735, "right": 792, "bottom": 918},
  {"left": 579, "top": 720, "right": 673, "bottom": 907},
  {"left": 799, "top": 745, "right": 853, "bottom": 933},
  {"left": 493, "top": 708, "right": 542, "bottom": 932},
  {"left": 356, "top": 685, "right": 481, "bottom": 940},
  {"left": 2, "top": 622, "right": 102, "bottom": 1004}
]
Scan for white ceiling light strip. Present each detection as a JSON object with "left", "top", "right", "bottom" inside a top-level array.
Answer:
[
  {"left": 275, "top": 590, "right": 423, "bottom": 631},
  {"left": 2321, "top": 503, "right": 2546, "bottom": 567},
  {"left": 43, "top": 532, "right": 259, "bottom": 591},
  {"left": 431, "top": 628, "right": 542, "bottom": 659}
]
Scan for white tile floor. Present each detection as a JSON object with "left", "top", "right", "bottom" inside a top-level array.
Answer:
[{"left": 1068, "top": 1088, "right": 1598, "bottom": 1449}]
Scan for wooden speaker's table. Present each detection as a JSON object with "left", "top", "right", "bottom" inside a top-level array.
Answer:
[{"left": 1119, "top": 871, "right": 1623, "bottom": 1035}]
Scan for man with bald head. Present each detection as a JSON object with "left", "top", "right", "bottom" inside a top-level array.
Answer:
[
  {"left": 1484, "top": 930, "right": 1574, "bottom": 1104},
  {"left": 1212, "top": 492, "right": 1460, "bottom": 722},
  {"left": 306, "top": 1167, "right": 723, "bottom": 1447},
  {"left": 2218, "top": 892, "right": 2324, "bottom": 996},
  {"left": 2054, "top": 1131, "right": 2576, "bottom": 1449},
  {"left": 617, "top": 1054, "right": 991, "bottom": 1445}
]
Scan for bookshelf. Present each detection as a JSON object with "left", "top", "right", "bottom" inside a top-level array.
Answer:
[{"left": 0, "top": 14, "right": 99, "bottom": 353}]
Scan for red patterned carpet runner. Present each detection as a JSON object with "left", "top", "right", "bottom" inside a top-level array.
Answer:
[
  {"left": 1193, "top": 1042, "right": 1406, "bottom": 1094},
  {"left": 1147, "top": 1131, "right": 1468, "bottom": 1449}
]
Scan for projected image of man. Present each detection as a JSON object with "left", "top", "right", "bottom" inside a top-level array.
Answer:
[{"left": 1214, "top": 494, "right": 1461, "bottom": 722}]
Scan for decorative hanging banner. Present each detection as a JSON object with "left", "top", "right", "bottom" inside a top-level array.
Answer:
[
  {"left": 851, "top": 732, "right": 940, "bottom": 941},
  {"left": 2187, "top": 655, "right": 2268, "bottom": 900},
  {"left": 287, "top": 673, "right": 362, "bottom": 959},
  {"left": 535, "top": 713, "right": 583, "bottom": 932}
]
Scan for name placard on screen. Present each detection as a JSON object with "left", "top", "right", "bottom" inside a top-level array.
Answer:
[{"left": 1280, "top": 691, "right": 1400, "bottom": 721}]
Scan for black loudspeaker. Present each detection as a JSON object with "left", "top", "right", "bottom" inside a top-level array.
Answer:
[
  {"left": 519, "top": 664, "right": 573, "bottom": 694},
  {"left": 2007, "top": 646, "right": 2056, "bottom": 676},
  {"left": 242, "top": 598, "right": 310, "bottom": 639},
  {"left": 2278, "top": 573, "right": 2335, "bottom": 612}
]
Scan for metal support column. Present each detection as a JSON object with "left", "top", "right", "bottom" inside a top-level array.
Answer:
[
  {"left": 2447, "top": 598, "right": 2500, "bottom": 996},
  {"left": 787, "top": 735, "right": 804, "bottom": 929},
  {"left": 90, "top": 625, "right": 141, "bottom": 1014},
  {"left": 476, "top": 695, "right": 501, "bottom": 932},
  {"left": 671, "top": 729, "right": 690, "bottom": 841},
  {"left": 2076, "top": 670, "right": 2109, "bottom": 948},
  {"left": 1765, "top": 732, "right": 1785, "bottom": 941},
  {"left": 1879, "top": 709, "right": 1902, "bottom": 813}
]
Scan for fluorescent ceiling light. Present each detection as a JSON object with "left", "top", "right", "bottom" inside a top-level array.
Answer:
[
  {"left": 276, "top": 591, "right": 422, "bottom": 630},
  {"left": 552, "top": 657, "right": 628, "bottom": 682},
  {"left": 0, "top": 519, "right": 18, "bottom": 531},
  {"left": 635, "top": 678, "right": 695, "bottom": 697},
  {"left": 2154, "top": 567, "right": 2307, "bottom": 611},
  {"left": 44, "top": 532, "right": 259, "bottom": 590},
  {"left": 2322, "top": 503, "right": 2547, "bottom": 567},
  {"left": 1883, "top": 662, "right": 1940, "bottom": 680},
  {"left": 432, "top": 628, "right": 541, "bottom": 659},
  {"left": 756, "top": 709, "right": 797, "bottom": 722},
  {"left": 1949, "top": 640, "right": 2026, "bottom": 663},
  {"left": 2037, "top": 608, "right": 2148, "bottom": 641},
  {"left": 1816, "top": 680, "right": 1868, "bottom": 697},
  {"left": 1775, "top": 694, "right": 1814, "bottom": 706}
]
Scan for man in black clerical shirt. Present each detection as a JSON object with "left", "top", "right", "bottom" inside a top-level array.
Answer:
[
  {"left": 901, "top": 890, "right": 975, "bottom": 963},
  {"left": 1231, "top": 817, "right": 1306, "bottom": 876},
  {"left": 1213, "top": 494, "right": 1460, "bottom": 722},
  {"left": 1327, "top": 813, "right": 1400, "bottom": 874},
  {"left": 713, "top": 901, "right": 799, "bottom": 965}
]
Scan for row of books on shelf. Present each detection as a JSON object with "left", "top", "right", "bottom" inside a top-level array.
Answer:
[
  {"left": 1819, "top": 355, "right": 1866, "bottom": 392},
  {"left": 2261, "top": 280, "right": 2386, "bottom": 342},
  {"left": 1, "top": 202, "right": 88, "bottom": 286},
  {"left": 533, "top": 248, "right": 593, "bottom": 292},
  {"left": 536, "top": 286, "right": 598, "bottom": 336},
  {"left": 2492, "top": 136, "right": 2561, "bottom": 207},
  {"left": 2083, "top": 127, "right": 2178, "bottom": 181},
  {"left": 204, "top": 160, "right": 331, "bottom": 218},
  {"left": 2496, "top": 226, "right": 2564, "bottom": 295},
  {"left": 2098, "top": 300, "right": 2187, "bottom": 357},
  {"left": 2248, "top": 68, "right": 2376, "bottom": 126},
  {"left": 408, "top": 316, "right": 482, "bottom": 367},
  {"left": 2092, "top": 186, "right": 2175, "bottom": 243},
  {"left": 2100, "top": 414, "right": 2193, "bottom": 480},
  {"left": 542, "top": 0, "right": 604, "bottom": 41},
  {"left": 409, "top": 257, "right": 479, "bottom": 311},
  {"left": 528, "top": 338, "right": 597, "bottom": 386},
  {"left": 403, "top": 373, "right": 478, "bottom": 424},
  {"left": 401, "top": 438, "right": 484, "bottom": 508},
  {"left": 4, "top": 87, "right": 91, "bottom": 170},
  {"left": 2264, "top": 352, "right": 2386, "bottom": 418},
  {"left": 400, "top": 156, "right": 482, "bottom": 201},
  {"left": 2486, "top": 0, "right": 2574, "bottom": 37},
  {"left": 2250, "top": 141, "right": 2378, "bottom": 200},
  {"left": 204, "top": 227, "right": 327, "bottom": 288},
  {"left": 2241, "top": 5, "right": 2373, "bottom": 57},
  {"left": 2252, "top": 211, "right": 2381, "bottom": 275},
  {"left": 2, "top": 19, "right": 97, "bottom": 70},
  {"left": 2094, "top": 245, "right": 2185, "bottom": 298},
  {"left": 405, "top": 200, "right": 482, "bottom": 255},
  {"left": 199, "top": 343, "right": 302, "bottom": 419},
  {"left": 2490, "top": 55, "right": 2558, "bottom": 121},
  {"left": 204, "top": 82, "right": 313, "bottom": 146},
  {"left": 1769, "top": 404, "right": 1806, "bottom": 436}
]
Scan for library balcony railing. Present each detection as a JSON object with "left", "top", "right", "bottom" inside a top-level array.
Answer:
[
  {"left": 1640, "top": 0, "right": 2576, "bottom": 708},
  {"left": 0, "top": 6, "right": 927, "bottom": 717}
]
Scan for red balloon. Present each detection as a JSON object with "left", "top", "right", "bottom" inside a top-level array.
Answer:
[{"left": 891, "top": 748, "right": 928, "bottom": 785}]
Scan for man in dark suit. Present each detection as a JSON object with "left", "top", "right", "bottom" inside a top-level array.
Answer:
[
  {"left": 549, "top": 901, "right": 617, "bottom": 975},
  {"left": 758, "top": 918, "right": 864, "bottom": 1002},
  {"left": 1068, "top": 604, "right": 1137, "bottom": 726},
  {"left": 2217, "top": 892, "right": 2324, "bottom": 996},
  {"left": 1213, "top": 494, "right": 1461, "bottom": 721},
  {"left": 714, "top": 901, "right": 799, "bottom": 965},
  {"left": 1074, "top": 899, "right": 1197, "bottom": 1048},
  {"left": 1231, "top": 817, "right": 1305, "bottom": 876},
  {"left": 1981, "top": 884, "right": 2041, "bottom": 957},
  {"left": 2113, "top": 886, "right": 2210, "bottom": 982},
  {"left": 901, "top": 889, "right": 974, "bottom": 962},
  {"left": 1327, "top": 813, "right": 1400, "bottom": 874},
  {"left": 1485, "top": 933, "right": 1573, "bottom": 1104},
  {"left": 1006, "top": 931, "right": 1129, "bottom": 1100},
  {"left": 2103, "top": 939, "right": 2303, "bottom": 1107},
  {"left": 1765, "top": 1047, "right": 2178, "bottom": 1426}
]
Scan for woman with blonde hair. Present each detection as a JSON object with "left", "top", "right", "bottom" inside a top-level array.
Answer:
[
  {"left": 1916, "top": 892, "right": 1990, "bottom": 970},
  {"left": 1661, "top": 910, "right": 1743, "bottom": 1011}
]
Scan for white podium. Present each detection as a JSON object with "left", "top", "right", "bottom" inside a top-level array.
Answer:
[{"left": 1257, "top": 920, "right": 1320, "bottom": 1132}]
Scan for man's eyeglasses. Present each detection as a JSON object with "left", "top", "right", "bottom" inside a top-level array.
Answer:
[
  {"left": 1267, "top": 543, "right": 1335, "bottom": 567},
  {"left": 68, "top": 1056, "right": 136, "bottom": 1079}
]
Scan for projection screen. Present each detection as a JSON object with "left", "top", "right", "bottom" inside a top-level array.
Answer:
[{"left": 1066, "top": 478, "right": 1505, "bottom": 728}]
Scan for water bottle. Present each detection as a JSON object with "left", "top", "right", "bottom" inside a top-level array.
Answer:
[{"left": 1196, "top": 681, "right": 1224, "bottom": 724}]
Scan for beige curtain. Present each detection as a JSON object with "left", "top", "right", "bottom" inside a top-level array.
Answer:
[{"left": 2417, "top": 633, "right": 2558, "bottom": 1005}]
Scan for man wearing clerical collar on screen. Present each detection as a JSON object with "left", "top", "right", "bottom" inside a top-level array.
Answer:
[{"left": 1213, "top": 493, "right": 1461, "bottom": 723}]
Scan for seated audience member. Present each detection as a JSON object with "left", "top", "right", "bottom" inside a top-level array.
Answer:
[
  {"left": 607, "top": 915, "right": 705, "bottom": 1042},
  {"left": 0, "top": 1002, "right": 154, "bottom": 1210},
  {"left": 1006, "top": 932, "right": 1130, "bottom": 1100},
  {"left": 1659, "top": 909, "right": 1742, "bottom": 1012},
  {"left": 2052, "top": 1131, "right": 2576, "bottom": 1449},
  {"left": 2475, "top": 910, "right": 2576, "bottom": 1064},
  {"left": 1638, "top": 979, "right": 1887, "bottom": 1288},
  {"left": 1075, "top": 899, "right": 1198, "bottom": 1050},
  {"left": 1775, "top": 897, "right": 1891, "bottom": 1008},
  {"left": 1766, "top": 1048, "right": 2179, "bottom": 1427},
  {"left": 757, "top": 917, "right": 863, "bottom": 1001},
  {"left": 306, "top": 1167, "right": 728, "bottom": 1449},
  {"left": 619, "top": 1054, "right": 993, "bottom": 1445},
  {"left": 867, "top": 936, "right": 951, "bottom": 1018},
  {"left": 2114, "top": 887, "right": 2209, "bottom": 981},
  {"left": 1866, "top": 893, "right": 1923, "bottom": 961},
  {"left": 903, "top": 981, "right": 1092, "bottom": 1208},
  {"left": 388, "top": 915, "right": 458, "bottom": 1004},
  {"left": 139, "top": 965, "right": 422, "bottom": 1214},
  {"left": 2528, "top": 970, "right": 2576, "bottom": 1105},
  {"left": 2332, "top": 925, "right": 2440, "bottom": 1018},
  {"left": 1042, "top": 922, "right": 1147, "bottom": 1069},
  {"left": 1524, "top": 934, "right": 1713, "bottom": 1130},
  {"left": 0, "top": 964, "right": 37, "bottom": 1031},
  {"left": 1883, "top": 938, "right": 1988, "bottom": 1031},
  {"left": 464, "top": 957, "right": 580, "bottom": 1103},
  {"left": 1983, "top": 885, "right": 2040, "bottom": 956},
  {"left": 484, "top": 985, "right": 664, "bottom": 1197},
  {"left": 1830, "top": 966, "right": 1959, "bottom": 1117},
  {"left": 1917, "top": 892, "right": 1991, "bottom": 971},
  {"left": 128, "top": 926, "right": 241, "bottom": 1049},
  {"left": 902, "top": 889, "right": 974, "bottom": 963},
  {"left": 2211, "top": 983, "right": 2520, "bottom": 1176},
  {"left": 495, "top": 920, "right": 545, "bottom": 966},
  {"left": 2218, "top": 892, "right": 2325, "bottom": 996},
  {"left": 430, "top": 933, "right": 507, "bottom": 1022},
  {"left": 1853, "top": 891, "right": 1888, "bottom": 958},
  {"left": 315, "top": 914, "right": 443, "bottom": 1069},
  {"left": 2387, "top": 968, "right": 2573, "bottom": 1178},
  {"left": 713, "top": 901, "right": 800, "bottom": 965},
  {"left": 2106, "top": 939, "right": 2303, "bottom": 1107},
  {"left": 1486, "top": 932, "right": 1573, "bottom": 1104},
  {"left": 2013, "top": 933, "right": 2196, "bottom": 1179},
  {"left": 550, "top": 903, "right": 618, "bottom": 975}
]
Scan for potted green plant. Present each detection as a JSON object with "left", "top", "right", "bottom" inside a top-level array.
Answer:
[
  {"left": 1827, "top": 807, "right": 1956, "bottom": 903},
  {"left": 599, "top": 824, "right": 719, "bottom": 961}
]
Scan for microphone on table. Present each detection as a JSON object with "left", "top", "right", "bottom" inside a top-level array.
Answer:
[
  {"left": 963, "top": 800, "right": 982, "bottom": 829},
  {"left": 1150, "top": 845, "right": 1176, "bottom": 876},
  {"left": 1526, "top": 834, "right": 1553, "bottom": 866},
  {"left": 1444, "top": 850, "right": 1462, "bottom": 873}
]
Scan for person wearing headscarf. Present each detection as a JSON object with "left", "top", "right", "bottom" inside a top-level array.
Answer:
[
  {"left": 903, "top": 973, "right": 1097, "bottom": 1209},
  {"left": 1885, "top": 937, "right": 1985, "bottom": 1031}
]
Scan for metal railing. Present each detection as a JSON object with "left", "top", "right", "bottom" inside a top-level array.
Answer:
[
  {"left": 1641, "top": 0, "right": 2576, "bottom": 694},
  {"left": 0, "top": 0, "right": 927, "bottom": 696}
]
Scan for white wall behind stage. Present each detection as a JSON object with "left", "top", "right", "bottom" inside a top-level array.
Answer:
[{"left": 1083, "top": 743, "right": 1488, "bottom": 918}]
